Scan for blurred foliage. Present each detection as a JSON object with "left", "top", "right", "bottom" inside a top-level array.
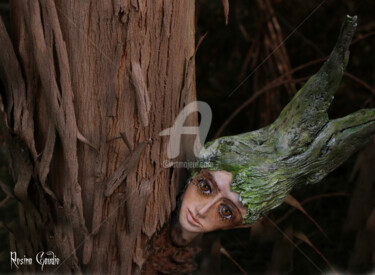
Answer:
[
  {"left": 194, "top": 0, "right": 375, "bottom": 274},
  {"left": 0, "top": 2, "right": 15, "bottom": 274},
  {"left": 0, "top": 0, "right": 9, "bottom": 30},
  {"left": 0, "top": 140, "right": 15, "bottom": 274},
  {"left": 196, "top": 0, "right": 375, "bottom": 138}
]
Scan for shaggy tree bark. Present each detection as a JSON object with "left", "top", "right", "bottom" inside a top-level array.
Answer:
[{"left": 0, "top": 0, "right": 197, "bottom": 273}]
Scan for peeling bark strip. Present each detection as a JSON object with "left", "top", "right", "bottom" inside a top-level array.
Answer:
[
  {"left": 37, "top": 119, "right": 57, "bottom": 200},
  {"left": 131, "top": 61, "right": 151, "bottom": 127},
  {"left": 0, "top": 0, "right": 197, "bottom": 273},
  {"left": 0, "top": 17, "right": 37, "bottom": 160},
  {"left": 104, "top": 141, "right": 147, "bottom": 197},
  {"left": 27, "top": 0, "right": 88, "bottom": 268}
]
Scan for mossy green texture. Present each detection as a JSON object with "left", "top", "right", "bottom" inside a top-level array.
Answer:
[{"left": 196, "top": 15, "right": 375, "bottom": 224}]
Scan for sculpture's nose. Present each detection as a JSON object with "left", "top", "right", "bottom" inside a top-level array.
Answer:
[{"left": 196, "top": 198, "right": 218, "bottom": 218}]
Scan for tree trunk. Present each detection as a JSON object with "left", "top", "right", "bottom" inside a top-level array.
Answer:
[{"left": 0, "top": 0, "right": 197, "bottom": 273}]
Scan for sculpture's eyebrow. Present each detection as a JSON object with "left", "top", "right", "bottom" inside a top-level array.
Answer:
[{"left": 200, "top": 170, "right": 220, "bottom": 192}]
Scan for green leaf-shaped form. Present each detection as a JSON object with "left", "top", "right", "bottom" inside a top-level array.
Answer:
[{"left": 197, "top": 15, "right": 375, "bottom": 224}]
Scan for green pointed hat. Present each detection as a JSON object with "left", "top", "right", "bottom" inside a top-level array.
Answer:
[{"left": 196, "top": 15, "right": 375, "bottom": 224}]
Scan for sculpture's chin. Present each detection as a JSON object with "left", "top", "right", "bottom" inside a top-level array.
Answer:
[{"left": 170, "top": 219, "right": 200, "bottom": 247}]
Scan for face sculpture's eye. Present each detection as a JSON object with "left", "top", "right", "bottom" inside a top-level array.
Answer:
[
  {"left": 219, "top": 204, "right": 233, "bottom": 220},
  {"left": 196, "top": 179, "right": 211, "bottom": 195}
]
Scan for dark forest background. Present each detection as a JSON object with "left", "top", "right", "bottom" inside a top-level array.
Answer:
[{"left": 1, "top": 0, "right": 375, "bottom": 274}]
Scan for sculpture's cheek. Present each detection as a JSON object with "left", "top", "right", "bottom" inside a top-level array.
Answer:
[{"left": 179, "top": 184, "right": 206, "bottom": 233}]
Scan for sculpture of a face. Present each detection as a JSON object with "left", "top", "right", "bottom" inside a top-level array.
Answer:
[
  {"left": 179, "top": 169, "right": 247, "bottom": 239},
  {"left": 173, "top": 15, "right": 374, "bottom": 245}
]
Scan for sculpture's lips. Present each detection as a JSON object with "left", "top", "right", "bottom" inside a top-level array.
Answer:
[{"left": 187, "top": 209, "right": 202, "bottom": 228}]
